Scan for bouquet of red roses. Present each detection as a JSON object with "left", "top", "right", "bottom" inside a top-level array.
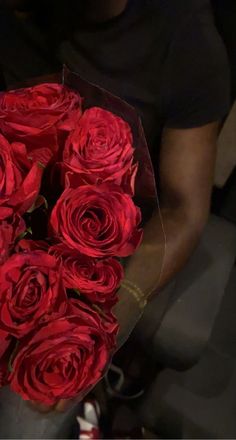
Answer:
[{"left": 0, "top": 68, "right": 163, "bottom": 406}]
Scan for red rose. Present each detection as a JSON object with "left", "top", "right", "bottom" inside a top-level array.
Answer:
[
  {"left": 50, "top": 243, "right": 124, "bottom": 305},
  {"left": 0, "top": 209, "right": 25, "bottom": 265},
  {"left": 0, "top": 331, "right": 13, "bottom": 388},
  {"left": 10, "top": 299, "right": 117, "bottom": 405},
  {"left": 16, "top": 239, "right": 49, "bottom": 253},
  {"left": 0, "top": 83, "right": 82, "bottom": 155},
  {"left": 68, "top": 298, "right": 118, "bottom": 348},
  {"left": 0, "top": 134, "right": 45, "bottom": 215},
  {"left": 62, "top": 107, "right": 136, "bottom": 194},
  {"left": 50, "top": 184, "right": 143, "bottom": 258},
  {"left": 0, "top": 251, "right": 67, "bottom": 338}
]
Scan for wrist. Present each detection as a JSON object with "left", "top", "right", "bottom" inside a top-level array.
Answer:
[
  {"left": 121, "top": 279, "right": 147, "bottom": 309},
  {"left": 113, "top": 284, "right": 144, "bottom": 349}
]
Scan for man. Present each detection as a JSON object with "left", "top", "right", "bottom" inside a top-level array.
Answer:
[{"left": 0, "top": 0, "right": 230, "bottom": 436}]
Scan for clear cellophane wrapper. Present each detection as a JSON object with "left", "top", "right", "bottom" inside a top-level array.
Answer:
[
  {"left": 59, "top": 67, "right": 166, "bottom": 346},
  {"left": 0, "top": 68, "right": 165, "bottom": 436}
]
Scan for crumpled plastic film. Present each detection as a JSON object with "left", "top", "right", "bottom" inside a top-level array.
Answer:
[
  {"left": 61, "top": 66, "right": 166, "bottom": 347},
  {"left": 0, "top": 69, "right": 165, "bottom": 436},
  {"left": 7, "top": 66, "right": 166, "bottom": 346}
]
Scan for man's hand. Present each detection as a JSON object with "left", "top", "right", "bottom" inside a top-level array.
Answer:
[
  {"left": 29, "top": 390, "right": 89, "bottom": 413},
  {"left": 28, "top": 399, "right": 76, "bottom": 414}
]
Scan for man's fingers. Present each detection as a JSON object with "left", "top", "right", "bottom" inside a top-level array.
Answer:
[
  {"left": 29, "top": 400, "right": 55, "bottom": 413},
  {"left": 55, "top": 386, "right": 92, "bottom": 413},
  {"left": 27, "top": 387, "right": 90, "bottom": 414},
  {"left": 55, "top": 398, "right": 77, "bottom": 413}
]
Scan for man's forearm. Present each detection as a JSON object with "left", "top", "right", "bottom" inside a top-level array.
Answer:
[
  {"left": 114, "top": 206, "right": 206, "bottom": 347},
  {"left": 115, "top": 122, "right": 218, "bottom": 346},
  {"left": 123, "top": 206, "right": 206, "bottom": 297}
]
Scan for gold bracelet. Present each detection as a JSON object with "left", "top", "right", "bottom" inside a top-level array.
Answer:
[
  {"left": 121, "top": 280, "right": 147, "bottom": 310},
  {"left": 123, "top": 279, "right": 145, "bottom": 299}
]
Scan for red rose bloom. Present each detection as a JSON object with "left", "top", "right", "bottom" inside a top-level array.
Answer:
[
  {"left": 0, "top": 83, "right": 82, "bottom": 155},
  {"left": 50, "top": 183, "right": 143, "bottom": 258},
  {"left": 0, "top": 209, "right": 25, "bottom": 265},
  {"left": 16, "top": 239, "right": 49, "bottom": 253},
  {"left": 0, "top": 134, "right": 45, "bottom": 215},
  {"left": 62, "top": 107, "right": 136, "bottom": 193},
  {"left": 0, "top": 251, "right": 67, "bottom": 338},
  {"left": 10, "top": 299, "right": 118, "bottom": 405},
  {"left": 68, "top": 298, "right": 118, "bottom": 348},
  {"left": 50, "top": 243, "right": 124, "bottom": 305}
]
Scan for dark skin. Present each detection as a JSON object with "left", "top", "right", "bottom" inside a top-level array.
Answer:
[
  {"left": 82, "top": 0, "right": 129, "bottom": 22},
  {"left": 3, "top": 0, "right": 220, "bottom": 413}
]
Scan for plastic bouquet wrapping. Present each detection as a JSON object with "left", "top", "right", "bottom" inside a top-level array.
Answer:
[{"left": 0, "top": 67, "right": 165, "bottom": 406}]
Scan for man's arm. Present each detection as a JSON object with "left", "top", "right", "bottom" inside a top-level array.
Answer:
[
  {"left": 156, "top": 121, "right": 219, "bottom": 287},
  {"left": 114, "top": 122, "right": 219, "bottom": 344}
]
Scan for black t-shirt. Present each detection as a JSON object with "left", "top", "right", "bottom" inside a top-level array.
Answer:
[
  {"left": 56, "top": 0, "right": 230, "bottom": 150},
  {"left": 0, "top": 0, "right": 230, "bottom": 153}
]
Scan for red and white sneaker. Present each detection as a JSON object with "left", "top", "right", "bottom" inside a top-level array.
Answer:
[{"left": 77, "top": 399, "right": 101, "bottom": 439}]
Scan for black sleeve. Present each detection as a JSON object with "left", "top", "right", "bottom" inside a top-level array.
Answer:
[
  {"left": 0, "top": 68, "right": 6, "bottom": 91},
  {"left": 163, "top": 7, "right": 231, "bottom": 129}
]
